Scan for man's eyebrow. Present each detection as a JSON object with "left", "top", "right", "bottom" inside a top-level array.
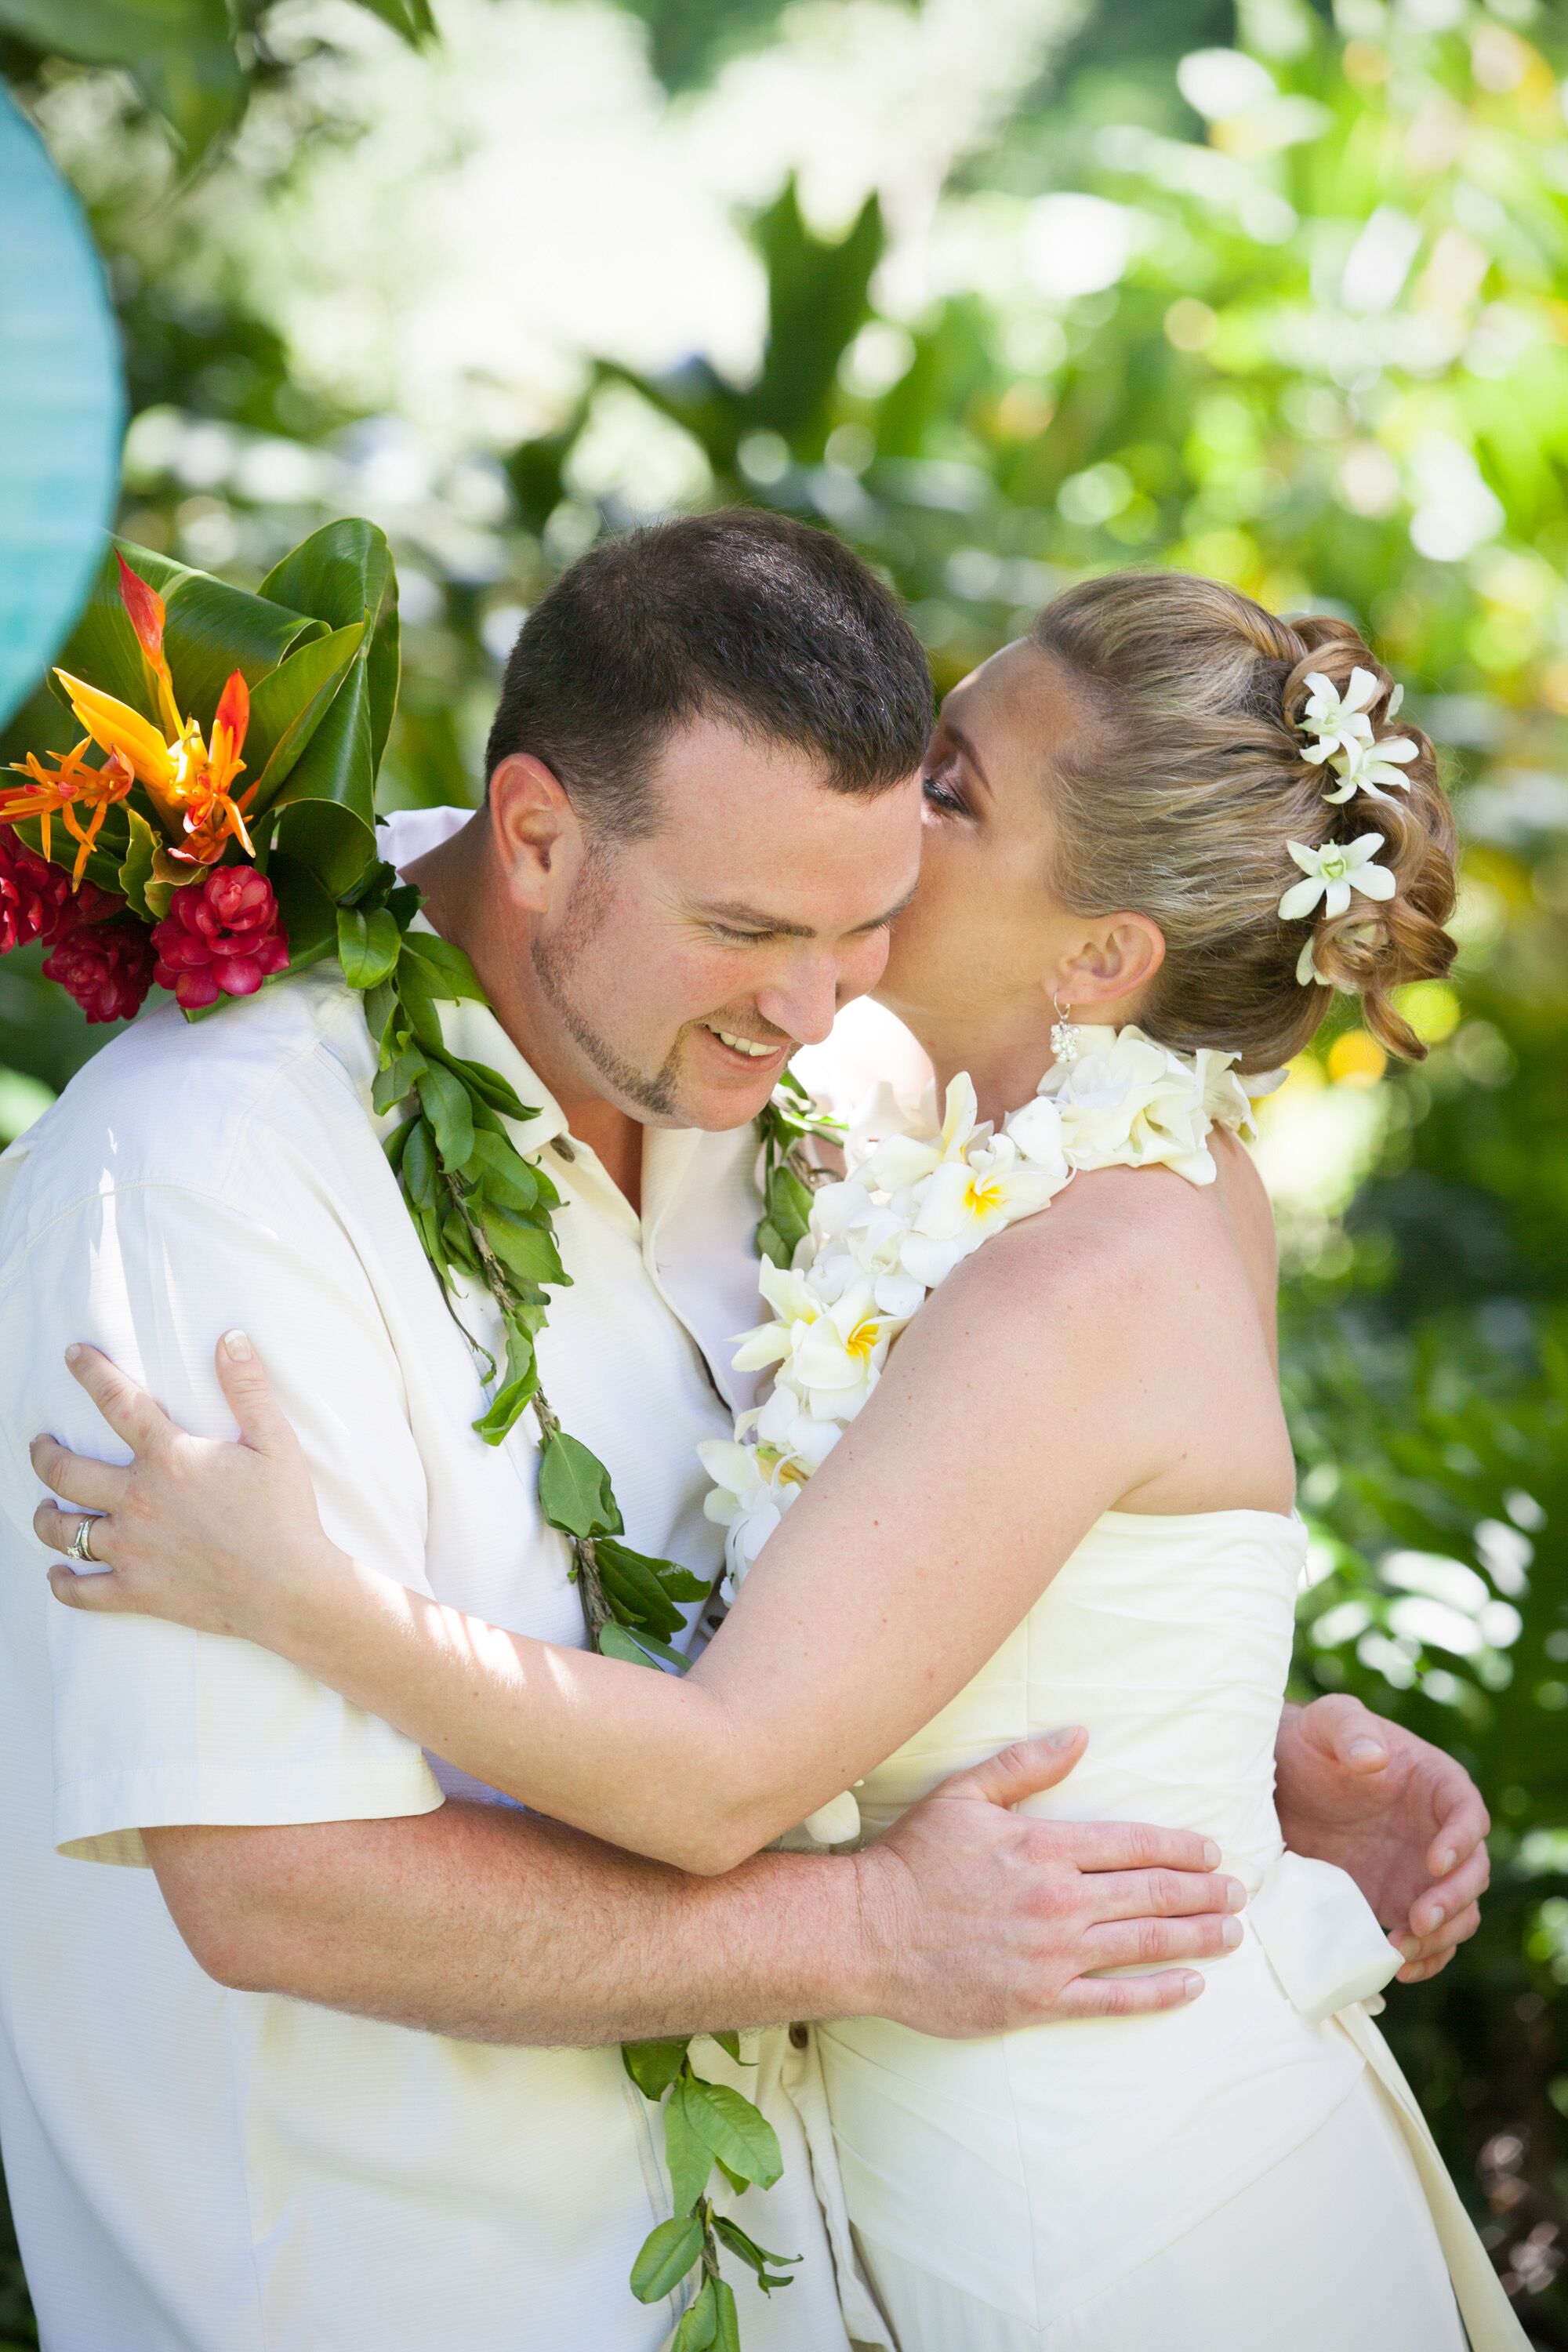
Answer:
[{"left": 695, "top": 885, "right": 919, "bottom": 939}]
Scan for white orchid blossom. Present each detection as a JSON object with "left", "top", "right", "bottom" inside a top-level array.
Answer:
[
  {"left": 855, "top": 1070, "right": 983, "bottom": 1194},
  {"left": 1321, "top": 731, "right": 1419, "bottom": 804},
  {"left": 788, "top": 1278, "right": 904, "bottom": 1417},
  {"left": 1296, "top": 935, "right": 1328, "bottom": 988},
  {"left": 899, "top": 1133, "right": 1068, "bottom": 1287},
  {"left": 1278, "top": 833, "right": 1395, "bottom": 921},
  {"left": 1298, "top": 666, "right": 1381, "bottom": 765}
]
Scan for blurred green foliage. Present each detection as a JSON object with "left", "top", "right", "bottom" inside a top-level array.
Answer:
[{"left": 4, "top": 0, "right": 1568, "bottom": 2339}]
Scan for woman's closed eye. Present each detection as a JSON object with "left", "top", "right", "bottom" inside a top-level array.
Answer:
[{"left": 921, "top": 764, "right": 971, "bottom": 818}]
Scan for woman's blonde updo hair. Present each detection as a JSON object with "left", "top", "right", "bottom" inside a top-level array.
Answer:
[{"left": 1029, "top": 571, "right": 1457, "bottom": 1069}]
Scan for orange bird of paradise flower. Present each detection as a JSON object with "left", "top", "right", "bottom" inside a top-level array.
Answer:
[{"left": 3, "top": 554, "right": 259, "bottom": 879}]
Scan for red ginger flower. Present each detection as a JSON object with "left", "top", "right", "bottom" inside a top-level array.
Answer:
[
  {"left": 0, "top": 825, "right": 75, "bottom": 952},
  {"left": 43, "top": 908, "right": 156, "bottom": 1025},
  {"left": 151, "top": 866, "right": 289, "bottom": 1010}
]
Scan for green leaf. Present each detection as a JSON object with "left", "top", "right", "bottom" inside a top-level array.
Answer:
[
  {"left": 416, "top": 1062, "right": 474, "bottom": 1171},
  {"left": 116, "top": 807, "right": 161, "bottom": 920},
  {"left": 598, "top": 1622, "right": 662, "bottom": 1671},
  {"left": 266, "top": 852, "right": 339, "bottom": 973},
  {"left": 708, "top": 2031, "right": 745, "bottom": 2065},
  {"left": 595, "top": 1538, "right": 688, "bottom": 1639},
  {"left": 479, "top": 1203, "right": 567, "bottom": 1288},
  {"left": 621, "top": 2038, "right": 691, "bottom": 2102},
  {"left": 679, "top": 2078, "right": 783, "bottom": 2190},
  {"left": 711, "top": 2276, "right": 741, "bottom": 2352},
  {"left": 243, "top": 622, "right": 365, "bottom": 819},
  {"left": 656, "top": 1561, "right": 717, "bottom": 1604},
  {"left": 348, "top": 0, "right": 437, "bottom": 44},
  {"left": 471, "top": 1369, "right": 539, "bottom": 1446},
  {"left": 630, "top": 2213, "right": 704, "bottom": 2306},
  {"left": 671, "top": 2280, "right": 720, "bottom": 2352},
  {"left": 539, "top": 1431, "right": 623, "bottom": 1539},
  {"left": 400, "top": 930, "right": 486, "bottom": 1003},
  {"left": 336, "top": 904, "right": 402, "bottom": 990},
  {"left": 372, "top": 1041, "right": 430, "bottom": 1117},
  {"left": 662, "top": 2076, "right": 713, "bottom": 2216},
  {"left": 756, "top": 1218, "right": 789, "bottom": 1271},
  {"left": 469, "top": 1129, "right": 540, "bottom": 1212},
  {"left": 400, "top": 1117, "right": 440, "bottom": 1211},
  {"left": 261, "top": 516, "right": 400, "bottom": 768},
  {"left": 711, "top": 2216, "right": 799, "bottom": 2292},
  {"left": 441, "top": 1051, "right": 532, "bottom": 1121},
  {"left": 763, "top": 1163, "right": 811, "bottom": 1261}
]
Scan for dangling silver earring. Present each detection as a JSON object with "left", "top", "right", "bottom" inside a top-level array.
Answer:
[{"left": 1050, "top": 990, "right": 1080, "bottom": 1065}]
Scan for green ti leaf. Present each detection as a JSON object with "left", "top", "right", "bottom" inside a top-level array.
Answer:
[
  {"left": 678, "top": 2077, "right": 783, "bottom": 2190},
  {"left": 538, "top": 1431, "right": 622, "bottom": 1540},
  {"left": 337, "top": 904, "right": 402, "bottom": 991},
  {"left": 116, "top": 807, "right": 162, "bottom": 920},
  {"left": 629, "top": 2212, "right": 704, "bottom": 2305}
]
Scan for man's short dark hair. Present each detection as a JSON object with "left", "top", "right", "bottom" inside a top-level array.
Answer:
[{"left": 483, "top": 510, "right": 933, "bottom": 834}]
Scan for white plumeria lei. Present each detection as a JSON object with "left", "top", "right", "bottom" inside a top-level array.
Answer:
[
  {"left": 699, "top": 1025, "right": 1263, "bottom": 1843},
  {"left": 1284, "top": 664, "right": 1416, "bottom": 988}
]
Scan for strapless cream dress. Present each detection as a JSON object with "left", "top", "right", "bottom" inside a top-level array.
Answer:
[{"left": 818, "top": 1508, "right": 1526, "bottom": 2351}]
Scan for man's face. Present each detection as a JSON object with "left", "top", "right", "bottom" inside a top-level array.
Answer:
[{"left": 528, "top": 718, "right": 922, "bottom": 1131}]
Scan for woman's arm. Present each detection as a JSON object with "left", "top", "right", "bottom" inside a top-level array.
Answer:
[{"left": 38, "top": 1176, "right": 1263, "bottom": 1872}]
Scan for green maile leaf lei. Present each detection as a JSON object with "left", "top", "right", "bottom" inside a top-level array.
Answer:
[{"left": 343, "top": 870, "right": 838, "bottom": 2340}]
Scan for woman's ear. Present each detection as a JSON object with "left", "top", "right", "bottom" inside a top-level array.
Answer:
[
  {"left": 1054, "top": 912, "right": 1167, "bottom": 1012},
  {"left": 488, "top": 753, "right": 578, "bottom": 913}
]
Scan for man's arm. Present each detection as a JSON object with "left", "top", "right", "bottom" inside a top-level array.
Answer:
[
  {"left": 145, "top": 1734, "right": 1247, "bottom": 2044},
  {"left": 1275, "top": 1694, "right": 1491, "bottom": 1983}
]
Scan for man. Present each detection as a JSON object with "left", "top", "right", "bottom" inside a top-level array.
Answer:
[{"left": 0, "top": 511, "right": 1486, "bottom": 2351}]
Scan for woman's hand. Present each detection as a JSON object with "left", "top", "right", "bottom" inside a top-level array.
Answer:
[{"left": 34, "top": 1333, "right": 346, "bottom": 1645}]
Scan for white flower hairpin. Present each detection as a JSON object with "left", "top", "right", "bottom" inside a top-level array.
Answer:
[{"left": 1286, "top": 663, "right": 1414, "bottom": 983}]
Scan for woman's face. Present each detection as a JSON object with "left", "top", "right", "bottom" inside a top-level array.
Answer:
[{"left": 877, "top": 638, "right": 1094, "bottom": 1040}]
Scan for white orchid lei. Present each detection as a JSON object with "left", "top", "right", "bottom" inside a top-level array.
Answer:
[
  {"left": 1283, "top": 665, "right": 1417, "bottom": 986},
  {"left": 699, "top": 1024, "right": 1263, "bottom": 1845}
]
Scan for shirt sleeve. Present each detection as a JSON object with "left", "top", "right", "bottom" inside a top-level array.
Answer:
[{"left": 0, "top": 1174, "right": 445, "bottom": 1865}]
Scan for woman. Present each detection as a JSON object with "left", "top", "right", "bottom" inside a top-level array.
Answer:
[{"left": 34, "top": 574, "right": 1522, "bottom": 2350}]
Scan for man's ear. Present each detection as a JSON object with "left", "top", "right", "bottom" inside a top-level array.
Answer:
[
  {"left": 1054, "top": 912, "right": 1167, "bottom": 1011},
  {"left": 488, "top": 753, "right": 579, "bottom": 913}
]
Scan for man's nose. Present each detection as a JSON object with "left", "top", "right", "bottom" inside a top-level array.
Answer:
[{"left": 757, "top": 952, "right": 840, "bottom": 1049}]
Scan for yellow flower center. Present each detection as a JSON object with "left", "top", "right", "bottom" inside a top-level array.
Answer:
[
  {"left": 844, "top": 1315, "right": 881, "bottom": 1363},
  {"left": 964, "top": 1173, "right": 1006, "bottom": 1218}
]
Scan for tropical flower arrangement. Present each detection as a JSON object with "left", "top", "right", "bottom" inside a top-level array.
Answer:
[
  {"left": 700, "top": 1026, "right": 1262, "bottom": 1843},
  {"left": 1, "top": 523, "right": 835, "bottom": 2350},
  {"left": 1281, "top": 666, "right": 1414, "bottom": 988}
]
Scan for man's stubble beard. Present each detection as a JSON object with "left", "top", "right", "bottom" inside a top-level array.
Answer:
[{"left": 529, "top": 851, "right": 685, "bottom": 1120}]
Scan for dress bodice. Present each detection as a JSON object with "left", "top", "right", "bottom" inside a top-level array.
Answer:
[{"left": 852, "top": 1504, "right": 1308, "bottom": 1893}]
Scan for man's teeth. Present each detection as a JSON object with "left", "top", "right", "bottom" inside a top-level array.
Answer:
[{"left": 706, "top": 1025, "right": 776, "bottom": 1059}]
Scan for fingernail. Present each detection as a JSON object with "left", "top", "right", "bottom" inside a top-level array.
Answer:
[
  {"left": 1202, "top": 1838, "right": 1221, "bottom": 1868},
  {"left": 1181, "top": 1972, "right": 1204, "bottom": 2000},
  {"left": 64, "top": 1343, "right": 82, "bottom": 1365},
  {"left": 223, "top": 1329, "right": 252, "bottom": 1361},
  {"left": 1221, "top": 1918, "right": 1243, "bottom": 1949},
  {"left": 1225, "top": 1878, "right": 1247, "bottom": 1912},
  {"left": 1348, "top": 1738, "right": 1385, "bottom": 1763},
  {"left": 1421, "top": 1903, "right": 1445, "bottom": 1932},
  {"left": 1045, "top": 1726, "right": 1083, "bottom": 1751},
  {"left": 1397, "top": 1934, "right": 1421, "bottom": 1961},
  {"left": 1435, "top": 1848, "right": 1455, "bottom": 1877}
]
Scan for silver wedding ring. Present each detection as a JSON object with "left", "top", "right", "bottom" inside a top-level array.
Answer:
[{"left": 67, "top": 1515, "right": 98, "bottom": 1565}]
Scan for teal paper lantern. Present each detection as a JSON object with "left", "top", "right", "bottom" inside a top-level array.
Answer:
[{"left": 0, "top": 85, "right": 123, "bottom": 729}]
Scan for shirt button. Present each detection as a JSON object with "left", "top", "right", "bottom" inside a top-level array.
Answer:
[{"left": 789, "top": 2023, "right": 809, "bottom": 2050}]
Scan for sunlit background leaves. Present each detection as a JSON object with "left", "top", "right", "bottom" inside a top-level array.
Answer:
[{"left": 2, "top": 0, "right": 1567, "bottom": 2339}]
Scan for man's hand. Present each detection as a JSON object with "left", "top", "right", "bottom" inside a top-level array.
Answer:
[
  {"left": 851, "top": 1730, "right": 1245, "bottom": 2035},
  {"left": 1275, "top": 1694, "right": 1490, "bottom": 1984}
]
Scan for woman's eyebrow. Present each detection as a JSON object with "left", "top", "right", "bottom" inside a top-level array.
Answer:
[{"left": 943, "top": 721, "right": 993, "bottom": 795}]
